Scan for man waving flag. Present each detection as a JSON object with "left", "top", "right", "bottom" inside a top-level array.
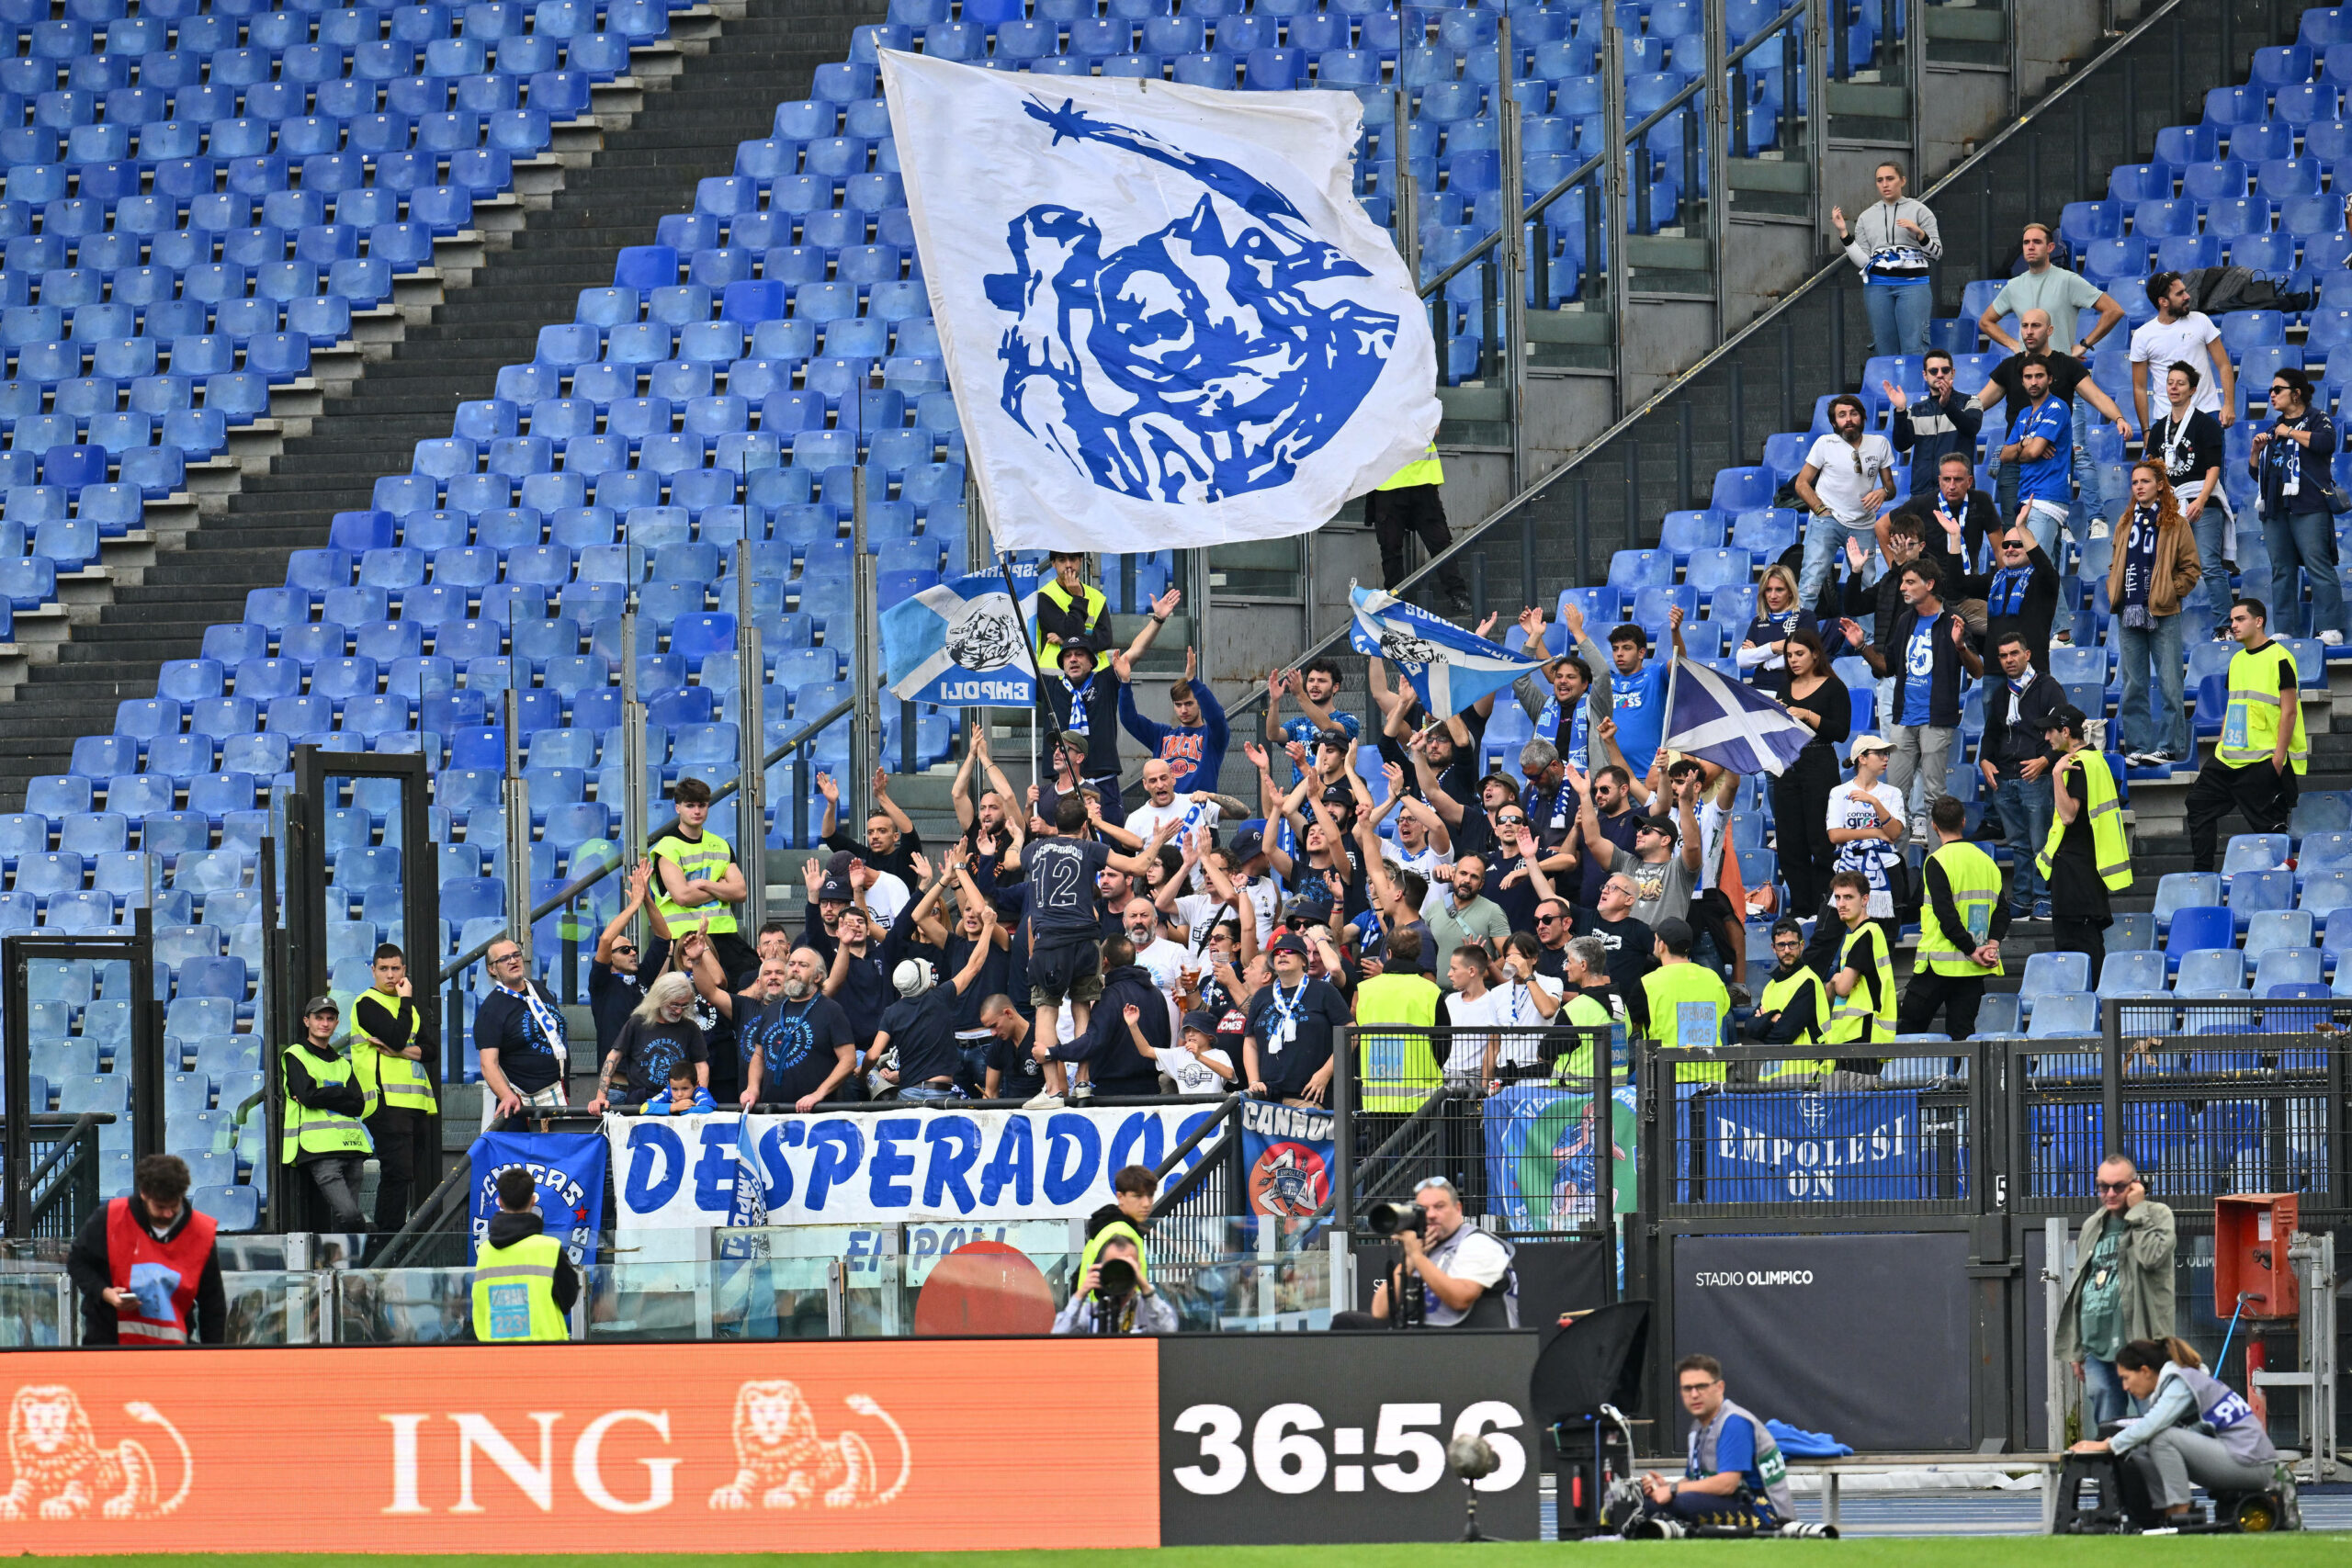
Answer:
[
  {"left": 1348, "top": 586, "right": 1541, "bottom": 717},
  {"left": 1661, "top": 657, "right": 1814, "bottom": 776}
]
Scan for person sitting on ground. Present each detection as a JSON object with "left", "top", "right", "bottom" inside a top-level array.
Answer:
[{"left": 1637, "top": 1354, "right": 1797, "bottom": 1531}]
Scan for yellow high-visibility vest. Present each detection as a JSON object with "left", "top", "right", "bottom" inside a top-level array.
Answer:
[
  {"left": 470, "top": 1231, "right": 569, "bottom": 1342},
  {"left": 1378, "top": 443, "right": 1444, "bottom": 490},
  {"left": 2035, "top": 750, "right": 2133, "bottom": 892},
  {"left": 2216, "top": 640, "right": 2308, "bottom": 773},
  {"left": 1917, "top": 840, "right": 2005, "bottom": 977},
  {"left": 353, "top": 987, "right": 437, "bottom": 1115},
  {"left": 1824, "top": 922, "right": 1894, "bottom": 1045},
  {"left": 280, "top": 1042, "right": 372, "bottom": 1164}
]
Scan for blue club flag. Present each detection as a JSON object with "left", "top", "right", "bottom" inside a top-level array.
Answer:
[
  {"left": 1660, "top": 656, "right": 1813, "bottom": 777},
  {"left": 728, "top": 1112, "right": 770, "bottom": 1233},
  {"left": 880, "top": 564, "right": 1044, "bottom": 706},
  {"left": 1347, "top": 585, "right": 1541, "bottom": 718}
]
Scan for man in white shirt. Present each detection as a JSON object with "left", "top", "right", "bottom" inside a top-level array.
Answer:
[
  {"left": 1792, "top": 392, "right": 1899, "bottom": 613},
  {"left": 1123, "top": 758, "right": 1236, "bottom": 848},
  {"left": 1123, "top": 900, "right": 1192, "bottom": 999},
  {"left": 2129, "top": 270, "right": 2234, "bottom": 434}
]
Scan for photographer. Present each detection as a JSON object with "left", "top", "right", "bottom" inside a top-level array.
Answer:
[
  {"left": 1051, "top": 1235, "right": 1177, "bottom": 1335},
  {"left": 1336, "top": 1176, "right": 1518, "bottom": 1328}
]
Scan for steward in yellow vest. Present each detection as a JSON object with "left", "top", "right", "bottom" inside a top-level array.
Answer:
[
  {"left": 280, "top": 997, "right": 370, "bottom": 1232},
  {"left": 1640, "top": 918, "right": 1730, "bottom": 1083},
  {"left": 1824, "top": 872, "right": 1894, "bottom": 1076},
  {"left": 1738, "top": 919, "right": 1833, "bottom": 1081},
  {"left": 1353, "top": 929, "right": 1443, "bottom": 1111},
  {"left": 2036, "top": 704, "right": 2132, "bottom": 981},
  {"left": 1034, "top": 550, "right": 1111, "bottom": 668},
  {"left": 1366, "top": 443, "right": 1468, "bottom": 609},
  {"left": 2187, "top": 599, "right": 2305, "bottom": 874},
  {"left": 1901, "top": 797, "right": 2013, "bottom": 1041},
  {"left": 1551, "top": 940, "right": 1625, "bottom": 1085},
  {"left": 471, "top": 1168, "right": 578, "bottom": 1343},
  {"left": 352, "top": 945, "right": 438, "bottom": 1235}
]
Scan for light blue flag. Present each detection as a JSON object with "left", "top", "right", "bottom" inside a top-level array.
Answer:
[
  {"left": 1347, "top": 585, "right": 1541, "bottom": 718},
  {"left": 1660, "top": 656, "right": 1813, "bottom": 777},
  {"left": 880, "top": 564, "right": 1043, "bottom": 705}
]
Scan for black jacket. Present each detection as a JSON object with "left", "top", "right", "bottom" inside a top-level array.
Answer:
[
  {"left": 1741, "top": 961, "right": 1823, "bottom": 1046},
  {"left": 1889, "top": 392, "right": 1984, "bottom": 493},
  {"left": 1048, "top": 963, "right": 1167, "bottom": 1092},
  {"left": 68, "top": 1199, "right": 227, "bottom": 1346},
  {"left": 1981, "top": 669, "right": 2067, "bottom": 776},
  {"left": 481, "top": 1208, "right": 581, "bottom": 1315},
  {"left": 1957, "top": 545, "right": 2061, "bottom": 674},
  {"left": 1890, "top": 490, "right": 2001, "bottom": 583}
]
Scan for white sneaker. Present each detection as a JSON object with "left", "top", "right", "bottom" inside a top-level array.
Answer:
[
  {"left": 1069, "top": 1083, "right": 1095, "bottom": 1104},
  {"left": 2322, "top": 630, "right": 2344, "bottom": 647},
  {"left": 1023, "top": 1089, "right": 1065, "bottom": 1109},
  {"left": 2086, "top": 515, "right": 2110, "bottom": 540}
]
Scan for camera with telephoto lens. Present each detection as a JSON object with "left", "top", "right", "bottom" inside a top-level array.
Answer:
[
  {"left": 1091, "top": 1254, "right": 1138, "bottom": 1335},
  {"left": 1366, "top": 1202, "right": 1430, "bottom": 1327},
  {"left": 1368, "top": 1200, "right": 1428, "bottom": 1236}
]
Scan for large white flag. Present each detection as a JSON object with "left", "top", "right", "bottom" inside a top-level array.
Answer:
[{"left": 880, "top": 51, "right": 1441, "bottom": 555}]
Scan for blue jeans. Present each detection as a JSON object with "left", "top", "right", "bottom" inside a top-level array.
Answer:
[
  {"left": 1797, "top": 513, "right": 1881, "bottom": 617},
  {"left": 1863, "top": 280, "right": 1932, "bottom": 358},
  {"left": 2190, "top": 489, "right": 2233, "bottom": 618},
  {"left": 2081, "top": 1355, "right": 2129, "bottom": 1433},
  {"left": 896, "top": 1083, "right": 959, "bottom": 1103},
  {"left": 2116, "top": 612, "right": 2188, "bottom": 758},
  {"left": 1993, "top": 773, "right": 2052, "bottom": 905},
  {"left": 2264, "top": 506, "right": 2346, "bottom": 639},
  {"left": 2072, "top": 396, "right": 2111, "bottom": 517}
]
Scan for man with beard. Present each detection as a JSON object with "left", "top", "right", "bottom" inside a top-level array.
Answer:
[{"left": 686, "top": 943, "right": 855, "bottom": 1112}]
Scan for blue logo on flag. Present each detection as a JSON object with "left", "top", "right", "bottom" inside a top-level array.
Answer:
[
  {"left": 982, "top": 97, "right": 1399, "bottom": 504},
  {"left": 468, "top": 1130, "right": 609, "bottom": 1266}
]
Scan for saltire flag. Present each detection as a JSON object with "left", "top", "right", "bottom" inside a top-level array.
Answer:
[
  {"left": 1348, "top": 585, "right": 1541, "bottom": 718},
  {"left": 879, "top": 51, "right": 1441, "bottom": 554},
  {"left": 1660, "top": 656, "right": 1814, "bottom": 777},
  {"left": 880, "top": 565, "right": 1043, "bottom": 705}
]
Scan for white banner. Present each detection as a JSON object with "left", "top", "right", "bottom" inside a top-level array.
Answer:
[
  {"left": 881, "top": 50, "right": 1440, "bottom": 555},
  {"left": 610, "top": 1107, "right": 1226, "bottom": 1229}
]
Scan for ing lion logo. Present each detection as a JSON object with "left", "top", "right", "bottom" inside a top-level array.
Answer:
[
  {"left": 707, "top": 1381, "right": 910, "bottom": 1512},
  {"left": 1, "top": 1386, "right": 192, "bottom": 1521}
]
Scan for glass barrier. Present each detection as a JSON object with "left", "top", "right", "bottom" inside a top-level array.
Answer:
[
  {"left": 220, "top": 1270, "right": 325, "bottom": 1346},
  {"left": 0, "top": 1270, "right": 71, "bottom": 1348},
  {"left": 337, "top": 1266, "right": 473, "bottom": 1345}
]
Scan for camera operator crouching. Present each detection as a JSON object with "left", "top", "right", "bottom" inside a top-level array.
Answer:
[
  {"left": 1330, "top": 1176, "right": 1518, "bottom": 1329},
  {"left": 1051, "top": 1235, "right": 1178, "bottom": 1335}
]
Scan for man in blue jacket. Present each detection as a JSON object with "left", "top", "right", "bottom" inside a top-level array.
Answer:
[{"left": 1119, "top": 644, "right": 1229, "bottom": 795}]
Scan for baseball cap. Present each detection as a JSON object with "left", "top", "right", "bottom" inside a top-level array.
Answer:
[
  {"left": 2042, "top": 704, "right": 2089, "bottom": 736},
  {"left": 1634, "top": 813, "right": 1679, "bottom": 842},
  {"left": 819, "top": 876, "right": 852, "bottom": 903},
  {"left": 1847, "top": 733, "right": 1894, "bottom": 762},
  {"left": 1653, "top": 917, "right": 1694, "bottom": 950},
  {"left": 1320, "top": 782, "right": 1355, "bottom": 805},
  {"left": 1268, "top": 931, "right": 1310, "bottom": 958},
  {"left": 1314, "top": 728, "right": 1350, "bottom": 751},
  {"left": 1181, "top": 1010, "right": 1219, "bottom": 1039},
  {"left": 303, "top": 995, "right": 337, "bottom": 1016}
]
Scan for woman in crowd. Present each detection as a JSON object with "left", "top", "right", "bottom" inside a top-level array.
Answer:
[
  {"left": 1771, "top": 628, "right": 1849, "bottom": 914},
  {"left": 2109, "top": 460, "right": 2199, "bottom": 770},
  {"left": 1737, "top": 565, "right": 1809, "bottom": 700}
]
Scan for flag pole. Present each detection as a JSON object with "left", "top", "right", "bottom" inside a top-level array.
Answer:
[{"left": 997, "top": 548, "right": 1073, "bottom": 811}]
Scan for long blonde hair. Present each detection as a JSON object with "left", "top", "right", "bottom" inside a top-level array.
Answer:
[
  {"left": 632, "top": 970, "right": 695, "bottom": 1027},
  {"left": 1758, "top": 564, "right": 1800, "bottom": 613}
]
